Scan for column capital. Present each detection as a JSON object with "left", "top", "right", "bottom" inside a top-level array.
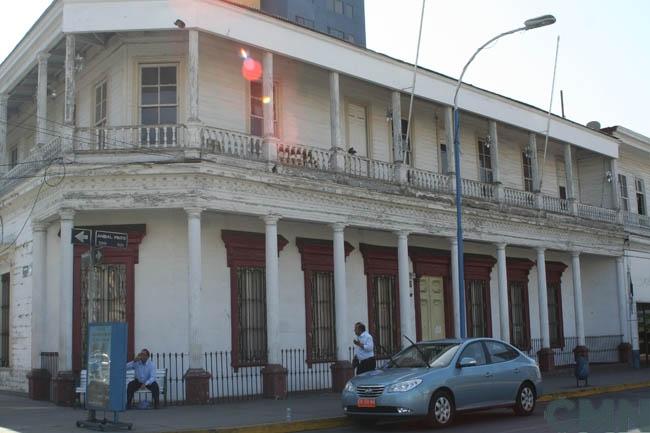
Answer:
[
  {"left": 535, "top": 246, "right": 546, "bottom": 254},
  {"left": 185, "top": 207, "right": 203, "bottom": 219},
  {"left": 59, "top": 208, "right": 75, "bottom": 221},
  {"left": 331, "top": 222, "right": 346, "bottom": 233},
  {"left": 395, "top": 230, "right": 410, "bottom": 239},
  {"left": 496, "top": 242, "right": 507, "bottom": 251},
  {"left": 570, "top": 250, "right": 581, "bottom": 258},
  {"left": 32, "top": 222, "right": 48, "bottom": 232},
  {"left": 616, "top": 255, "right": 625, "bottom": 264},
  {"left": 37, "top": 52, "right": 51, "bottom": 63},
  {"left": 448, "top": 236, "right": 458, "bottom": 246},
  {"left": 262, "top": 214, "right": 281, "bottom": 225}
]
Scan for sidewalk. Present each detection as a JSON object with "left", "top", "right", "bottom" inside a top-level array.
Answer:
[{"left": 0, "top": 364, "right": 648, "bottom": 433}]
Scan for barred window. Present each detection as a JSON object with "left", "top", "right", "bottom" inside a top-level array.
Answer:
[
  {"left": 237, "top": 267, "right": 267, "bottom": 365},
  {"left": 466, "top": 279, "right": 489, "bottom": 337},
  {"left": 1, "top": 273, "right": 9, "bottom": 367},
  {"left": 522, "top": 152, "right": 533, "bottom": 192},
  {"left": 307, "top": 271, "right": 336, "bottom": 362},
  {"left": 478, "top": 140, "right": 493, "bottom": 183},
  {"left": 619, "top": 174, "right": 629, "bottom": 211},
  {"left": 509, "top": 280, "right": 530, "bottom": 350},
  {"left": 371, "top": 275, "right": 399, "bottom": 357},
  {"left": 636, "top": 178, "right": 646, "bottom": 216},
  {"left": 547, "top": 282, "right": 563, "bottom": 348}
]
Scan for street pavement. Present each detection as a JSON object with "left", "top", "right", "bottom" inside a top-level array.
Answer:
[{"left": 309, "top": 388, "right": 650, "bottom": 433}]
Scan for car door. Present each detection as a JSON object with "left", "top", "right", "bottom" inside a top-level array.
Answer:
[
  {"left": 484, "top": 340, "right": 522, "bottom": 403},
  {"left": 448, "top": 341, "right": 494, "bottom": 409}
]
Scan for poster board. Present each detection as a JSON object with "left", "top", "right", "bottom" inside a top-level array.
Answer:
[{"left": 86, "top": 322, "right": 128, "bottom": 412}]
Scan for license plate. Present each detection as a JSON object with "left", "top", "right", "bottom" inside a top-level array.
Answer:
[{"left": 357, "top": 398, "right": 376, "bottom": 408}]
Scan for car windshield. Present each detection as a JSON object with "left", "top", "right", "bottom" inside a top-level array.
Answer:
[{"left": 385, "top": 343, "right": 460, "bottom": 369}]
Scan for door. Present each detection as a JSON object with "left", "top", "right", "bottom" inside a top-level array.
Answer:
[
  {"left": 639, "top": 303, "right": 650, "bottom": 367},
  {"left": 419, "top": 276, "right": 446, "bottom": 341},
  {"left": 346, "top": 103, "right": 368, "bottom": 157},
  {"left": 449, "top": 341, "right": 494, "bottom": 409}
]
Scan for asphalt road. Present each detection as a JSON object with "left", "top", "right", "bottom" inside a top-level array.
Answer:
[{"left": 313, "top": 388, "right": 650, "bottom": 433}]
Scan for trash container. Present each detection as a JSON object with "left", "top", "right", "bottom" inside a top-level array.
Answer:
[{"left": 574, "top": 352, "right": 589, "bottom": 387}]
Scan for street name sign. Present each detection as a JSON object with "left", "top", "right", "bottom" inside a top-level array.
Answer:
[
  {"left": 71, "top": 228, "right": 92, "bottom": 246},
  {"left": 94, "top": 230, "right": 129, "bottom": 249}
]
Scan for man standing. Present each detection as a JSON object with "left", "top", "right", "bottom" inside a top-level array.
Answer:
[
  {"left": 353, "top": 322, "right": 375, "bottom": 375},
  {"left": 126, "top": 348, "right": 160, "bottom": 409}
]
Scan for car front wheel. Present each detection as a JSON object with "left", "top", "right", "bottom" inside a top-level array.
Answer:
[
  {"left": 428, "top": 390, "right": 455, "bottom": 428},
  {"left": 513, "top": 382, "right": 536, "bottom": 416}
]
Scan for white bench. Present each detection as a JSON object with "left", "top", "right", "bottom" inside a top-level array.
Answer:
[{"left": 76, "top": 368, "right": 167, "bottom": 407}]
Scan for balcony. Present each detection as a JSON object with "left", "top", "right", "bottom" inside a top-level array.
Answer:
[{"left": 2, "top": 124, "right": 625, "bottom": 227}]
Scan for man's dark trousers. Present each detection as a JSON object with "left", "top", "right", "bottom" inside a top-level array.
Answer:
[
  {"left": 127, "top": 379, "right": 160, "bottom": 409},
  {"left": 356, "top": 357, "right": 376, "bottom": 375}
]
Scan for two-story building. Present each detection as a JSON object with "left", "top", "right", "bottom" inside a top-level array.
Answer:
[{"left": 0, "top": 0, "right": 639, "bottom": 403}]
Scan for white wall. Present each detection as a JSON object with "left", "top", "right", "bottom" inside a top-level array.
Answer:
[{"left": 581, "top": 254, "right": 622, "bottom": 336}]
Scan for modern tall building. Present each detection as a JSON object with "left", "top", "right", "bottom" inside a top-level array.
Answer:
[{"left": 231, "top": 0, "right": 366, "bottom": 46}]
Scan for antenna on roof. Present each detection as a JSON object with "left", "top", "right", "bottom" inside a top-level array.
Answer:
[
  {"left": 560, "top": 90, "right": 565, "bottom": 118},
  {"left": 404, "top": 0, "right": 426, "bottom": 160}
]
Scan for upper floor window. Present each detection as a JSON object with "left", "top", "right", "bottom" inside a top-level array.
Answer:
[
  {"left": 140, "top": 65, "right": 178, "bottom": 145},
  {"left": 636, "top": 178, "right": 646, "bottom": 216},
  {"left": 619, "top": 174, "right": 629, "bottom": 211},
  {"left": 478, "top": 139, "right": 493, "bottom": 183},
  {"left": 440, "top": 143, "right": 449, "bottom": 174},
  {"left": 9, "top": 148, "right": 17, "bottom": 170},
  {"left": 295, "top": 16, "right": 314, "bottom": 28},
  {"left": 391, "top": 118, "right": 412, "bottom": 165},
  {"left": 250, "top": 81, "right": 278, "bottom": 137},
  {"left": 559, "top": 185, "right": 567, "bottom": 200},
  {"left": 522, "top": 152, "right": 533, "bottom": 192},
  {"left": 94, "top": 81, "right": 108, "bottom": 127}
]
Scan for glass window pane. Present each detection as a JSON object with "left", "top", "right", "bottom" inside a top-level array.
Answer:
[
  {"left": 251, "top": 99, "right": 263, "bottom": 117},
  {"left": 251, "top": 81, "right": 262, "bottom": 98},
  {"left": 160, "top": 86, "right": 177, "bottom": 105},
  {"left": 460, "top": 342, "right": 486, "bottom": 365},
  {"left": 159, "top": 107, "right": 177, "bottom": 124},
  {"left": 251, "top": 118, "right": 263, "bottom": 137},
  {"left": 159, "top": 67, "right": 177, "bottom": 85},
  {"left": 141, "top": 67, "right": 158, "bottom": 85},
  {"left": 141, "top": 107, "right": 158, "bottom": 125},
  {"left": 141, "top": 87, "right": 158, "bottom": 105}
]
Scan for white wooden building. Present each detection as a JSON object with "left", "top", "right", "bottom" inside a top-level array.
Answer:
[{"left": 0, "top": 0, "right": 643, "bottom": 401}]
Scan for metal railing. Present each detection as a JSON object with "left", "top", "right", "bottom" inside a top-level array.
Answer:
[
  {"left": 624, "top": 211, "right": 650, "bottom": 229},
  {"left": 3, "top": 136, "right": 62, "bottom": 182},
  {"left": 277, "top": 142, "right": 330, "bottom": 171},
  {"left": 40, "top": 351, "right": 59, "bottom": 401},
  {"left": 407, "top": 167, "right": 450, "bottom": 193},
  {"left": 504, "top": 187, "right": 536, "bottom": 209},
  {"left": 462, "top": 178, "right": 496, "bottom": 201},
  {"left": 577, "top": 203, "right": 618, "bottom": 224},
  {"left": 75, "top": 125, "right": 188, "bottom": 150},
  {"left": 517, "top": 335, "right": 622, "bottom": 366},
  {"left": 201, "top": 127, "right": 262, "bottom": 159},
  {"left": 543, "top": 195, "right": 570, "bottom": 214},
  {"left": 344, "top": 154, "right": 395, "bottom": 182}
]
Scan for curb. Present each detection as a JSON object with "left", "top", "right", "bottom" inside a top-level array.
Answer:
[{"left": 164, "top": 382, "right": 650, "bottom": 433}]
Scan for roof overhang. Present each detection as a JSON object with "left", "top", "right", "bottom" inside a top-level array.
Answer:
[{"left": 2, "top": 0, "right": 620, "bottom": 158}]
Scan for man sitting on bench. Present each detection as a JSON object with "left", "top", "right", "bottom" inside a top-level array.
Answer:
[{"left": 126, "top": 348, "right": 159, "bottom": 409}]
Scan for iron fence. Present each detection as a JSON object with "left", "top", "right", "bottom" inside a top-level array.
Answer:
[
  {"left": 40, "top": 352, "right": 59, "bottom": 401},
  {"left": 518, "top": 335, "right": 622, "bottom": 366}
]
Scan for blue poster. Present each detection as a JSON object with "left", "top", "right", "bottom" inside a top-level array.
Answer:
[{"left": 86, "top": 323, "right": 128, "bottom": 412}]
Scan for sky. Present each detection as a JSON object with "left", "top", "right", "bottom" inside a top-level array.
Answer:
[{"left": 1, "top": 0, "right": 648, "bottom": 137}]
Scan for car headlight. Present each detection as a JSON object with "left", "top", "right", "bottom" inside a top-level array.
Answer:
[
  {"left": 343, "top": 381, "right": 356, "bottom": 393},
  {"left": 386, "top": 379, "right": 422, "bottom": 393}
]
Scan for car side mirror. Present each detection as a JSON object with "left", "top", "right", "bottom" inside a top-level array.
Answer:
[{"left": 457, "top": 357, "right": 478, "bottom": 368}]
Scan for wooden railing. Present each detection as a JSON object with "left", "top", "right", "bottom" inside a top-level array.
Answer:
[
  {"left": 503, "top": 187, "right": 536, "bottom": 209},
  {"left": 577, "top": 203, "right": 618, "bottom": 224},
  {"left": 277, "top": 142, "right": 330, "bottom": 171},
  {"left": 624, "top": 212, "right": 650, "bottom": 229},
  {"left": 201, "top": 127, "right": 262, "bottom": 159},
  {"left": 407, "top": 167, "right": 450, "bottom": 193},
  {"left": 462, "top": 178, "right": 496, "bottom": 201},
  {"left": 344, "top": 154, "right": 395, "bottom": 182},
  {"left": 76, "top": 124, "right": 188, "bottom": 150},
  {"left": 542, "top": 195, "right": 569, "bottom": 214},
  {"left": 3, "top": 136, "right": 62, "bottom": 182}
]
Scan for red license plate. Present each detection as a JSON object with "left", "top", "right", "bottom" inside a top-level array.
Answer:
[{"left": 357, "top": 398, "right": 376, "bottom": 408}]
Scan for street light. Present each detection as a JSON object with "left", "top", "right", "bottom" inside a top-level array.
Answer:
[{"left": 452, "top": 15, "right": 556, "bottom": 338}]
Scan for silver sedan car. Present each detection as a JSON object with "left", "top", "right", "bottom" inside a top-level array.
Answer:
[{"left": 342, "top": 338, "right": 542, "bottom": 427}]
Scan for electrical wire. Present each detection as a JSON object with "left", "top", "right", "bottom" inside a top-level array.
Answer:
[
  {"left": 538, "top": 35, "right": 560, "bottom": 191},
  {"left": 404, "top": 0, "right": 426, "bottom": 161}
]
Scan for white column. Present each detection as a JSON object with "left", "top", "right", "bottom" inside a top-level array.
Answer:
[
  {"left": 496, "top": 243, "right": 509, "bottom": 342},
  {"left": 332, "top": 223, "right": 348, "bottom": 360},
  {"left": 610, "top": 158, "right": 621, "bottom": 211},
  {"left": 329, "top": 72, "right": 342, "bottom": 151},
  {"left": 186, "top": 208, "right": 203, "bottom": 369},
  {"left": 188, "top": 30, "right": 200, "bottom": 123},
  {"left": 0, "top": 93, "right": 8, "bottom": 175},
  {"left": 488, "top": 120, "right": 500, "bottom": 183},
  {"left": 63, "top": 34, "right": 76, "bottom": 155},
  {"left": 536, "top": 247, "right": 550, "bottom": 349},
  {"left": 444, "top": 107, "right": 454, "bottom": 175},
  {"left": 59, "top": 209, "right": 75, "bottom": 371},
  {"left": 262, "top": 52, "right": 274, "bottom": 138},
  {"left": 36, "top": 52, "right": 50, "bottom": 147},
  {"left": 563, "top": 144, "right": 575, "bottom": 200},
  {"left": 528, "top": 133, "right": 540, "bottom": 192},
  {"left": 396, "top": 231, "right": 414, "bottom": 343},
  {"left": 391, "top": 91, "right": 402, "bottom": 163},
  {"left": 571, "top": 251, "right": 585, "bottom": 347},
  {"left": 263, "top": 215, "right": 281, "bottom": 364},
  {"left": 616, "top": 256, "right": 630, "bottom": 343},
  {"left": 449, "top": 237, "right": 461, "bottom": 339},
  {"left": 31, "top": 222, "right": 48, "bottom": 369}
]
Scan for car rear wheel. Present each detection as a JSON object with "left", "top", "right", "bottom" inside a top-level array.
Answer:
[
  {"left": 513, "top": 382, "right": 536, "bottom": 416},
  {"left": 428, "top": 390, "right": 455, "bottom": 428}
]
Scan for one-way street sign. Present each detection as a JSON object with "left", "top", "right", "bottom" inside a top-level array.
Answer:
[
  {"left": 94, "top": 230, "right": 129, "bottom": 249},
  {"left": 71, "top": 228, "right": 92, "bottom": 246}
]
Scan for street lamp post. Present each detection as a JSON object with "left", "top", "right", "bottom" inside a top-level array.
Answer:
[{"left": 452, "top": 15, "right": 556, "bottom": 338}]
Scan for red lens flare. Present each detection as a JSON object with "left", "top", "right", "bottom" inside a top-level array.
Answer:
[{"left": 241, "top": 57, "right": 262, "bottom": 81}]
